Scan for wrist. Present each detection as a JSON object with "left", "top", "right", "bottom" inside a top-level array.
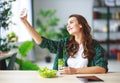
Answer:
[{"left": 76, "top": 68, "right": 80, "bottom": 74}]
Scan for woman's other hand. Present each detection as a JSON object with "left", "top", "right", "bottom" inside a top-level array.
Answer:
[
  {"left": 61, "top": 67, "right": 77, "bottom": 74},
  {"left": 61, "top": 66, "right": 106, "bottom": 74}
]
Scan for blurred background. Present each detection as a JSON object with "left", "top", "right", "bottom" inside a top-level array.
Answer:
[{"left": 0, "top": 0, "right": 120, "bottom": 71}]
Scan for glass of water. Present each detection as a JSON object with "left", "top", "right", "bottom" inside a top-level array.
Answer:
[{"left": 58, "top": 59, "right": 64, "bottom": 74}]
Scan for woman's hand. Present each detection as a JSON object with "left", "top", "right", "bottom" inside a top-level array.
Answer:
[
  {"left": 61, "top": 67, "right": 77, "bottom": 74},
  {"left": 20, "top": 8, "right": 27, "bottom": 22},
  {"left": 61, "top": 66, "right": 106, "bottom": 74}
]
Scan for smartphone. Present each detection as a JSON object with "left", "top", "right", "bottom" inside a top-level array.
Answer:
[
  {"left": 76, "top": 75, "right": 104, "bottom": 82},
  {"left": 20, "top": 8, "right": 27, "bottom": 17}
]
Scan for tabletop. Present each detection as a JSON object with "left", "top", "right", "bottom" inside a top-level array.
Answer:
[
  {"left": 0, "top": 71, "right": 120, "bottom": 83},
  {"left": 0, "top": 51, "right": 16, "bottom": 60}
]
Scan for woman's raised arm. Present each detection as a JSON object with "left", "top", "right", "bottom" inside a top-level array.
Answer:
[{"left": 20, "top": 8, "right": 42, "bottom": 44}]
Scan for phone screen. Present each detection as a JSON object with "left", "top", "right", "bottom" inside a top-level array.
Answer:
[{"left": 76, "top": 76, "right": 104, "bottom": 82}]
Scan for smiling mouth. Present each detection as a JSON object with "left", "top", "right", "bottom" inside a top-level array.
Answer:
[{"left": 68, "top": 28, "right": 72, "bottom": 31}]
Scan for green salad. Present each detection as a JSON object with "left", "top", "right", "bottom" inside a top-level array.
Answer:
[{"left": 38, "top": 67, "right": 57, "bottom": 78}]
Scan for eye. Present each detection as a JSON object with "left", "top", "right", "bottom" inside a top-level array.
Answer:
[{"left": 70, "top": 21, "right": 73, "bottom": 24}]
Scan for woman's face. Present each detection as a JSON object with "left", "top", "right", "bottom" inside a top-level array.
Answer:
[{"left": 67, "top": 17, "right": 82, "bottom": 35}]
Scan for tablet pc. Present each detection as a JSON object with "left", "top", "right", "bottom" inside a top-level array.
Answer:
[{"left": 76, "top": 75, "right": 104, "bottom": 82}]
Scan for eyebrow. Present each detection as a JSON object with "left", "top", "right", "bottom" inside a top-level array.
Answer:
[
  {"left": 68, "top": 19, "right": 75, "bottom": 23},
  {"left": 67, "top": 19, "right": 76, "bottom": 25},
  {"left": 70, "top": 19, "right": 75, "bottom": 21}
]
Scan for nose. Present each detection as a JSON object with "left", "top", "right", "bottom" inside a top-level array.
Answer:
[{"left": 67, "top": 24, "right": 70, "bottom": 29}]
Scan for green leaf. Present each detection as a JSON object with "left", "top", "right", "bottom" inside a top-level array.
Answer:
[
  {"left": 21, "top": 60, "right": 40, "bottom": 70},
  {"left": 7, "top": 31, "right": 16, "bottom": 37},
  {"left": 18, "top": 41, "right": 34, "bottom": 57},
  {"left": 36, "top": 19, "right": 43, "bottom": 28},
  {"left": 47, "top": 9, "right": 56, "bottom": 17},
  {"left": 2, "top": 22, "right": 8, "bottom": 28},
  {"left": 36, "top": 9, "right": 60, "bottom": 39},
  {"left": 47, "top": 17, "right": 59, "bottom": 26}
]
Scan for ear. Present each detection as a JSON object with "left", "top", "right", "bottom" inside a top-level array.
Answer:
[{"left": 79, "top": 24, "right": 82, "bottom": 28}]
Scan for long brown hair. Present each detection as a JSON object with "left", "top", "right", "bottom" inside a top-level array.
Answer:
[{"left": 66, "top": 14, "right": 95, "bottom": 60}]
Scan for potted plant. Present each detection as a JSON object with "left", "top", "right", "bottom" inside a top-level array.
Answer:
[
  {"left": 36, "top": 9, "right": 59, "bottom": 39},
  {"left": 36, "top": 9, "right": 60, "bottom": 63},
  {"left": 7, "top": 31, "right": 18, "bottom": 42},
  {"left": 0, "top": 0, "right": 17, "bottom": 54},
  {"left": 16, "top": 41, "right": 40, "bottom": 70},
  {"left": 56, "top": 25, "right": 70, "bottom": 39}
]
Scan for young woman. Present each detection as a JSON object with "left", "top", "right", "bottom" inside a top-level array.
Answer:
[{"left": 20, "top": 9, "right": 108, "bottom": 74}]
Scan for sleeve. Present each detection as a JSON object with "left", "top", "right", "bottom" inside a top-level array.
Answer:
[
  {"left": 38, "top": 37, "right": 68, "bottom": 54},
  {"left": 93, "top": 40, "right": 108, "bottom": 72},
  {"left": 38, "top": 37, "right": 59, "bottom": 53}
]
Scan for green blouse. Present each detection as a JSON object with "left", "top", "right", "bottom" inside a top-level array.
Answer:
[{"left": 39, "top": 37, "right": 108, "bottom": 72}]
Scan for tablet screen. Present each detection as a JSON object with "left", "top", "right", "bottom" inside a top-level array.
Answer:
[{"left": 76, "top": 76, "right": 104, "bottom": 82}]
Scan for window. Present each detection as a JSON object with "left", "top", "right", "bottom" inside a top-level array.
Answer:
[{"left": 10, "top": 0, "right": 33, "bottom": 42}]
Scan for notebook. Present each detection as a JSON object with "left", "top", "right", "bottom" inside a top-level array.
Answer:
[{"left": 76, "top": 75, "right": 104, "bottom": 82}]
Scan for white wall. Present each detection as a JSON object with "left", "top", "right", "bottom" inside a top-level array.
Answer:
[
  {"left": 11, "top": 0, "right": 32, "bottom": 42},
  {"left": 1, "top": 0, "right": 33, "bottom": 42},
  {"left": 33, "top": 0, "right": 94, "bottom": 29},
  {"left": 11, "top": 0, "right": 35, "bottom": 61}
]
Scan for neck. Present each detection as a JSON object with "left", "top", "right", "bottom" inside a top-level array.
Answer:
[{"left": 74, "top": 34, "right": 82, "bottom": 45}]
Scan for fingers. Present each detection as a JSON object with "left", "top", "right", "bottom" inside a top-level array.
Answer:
[
  {"left": 60, "top": 67, "right": 72, "bottom": 74},
  {"left": 60, "top": 67, "right": 77, "bottom": 75}
]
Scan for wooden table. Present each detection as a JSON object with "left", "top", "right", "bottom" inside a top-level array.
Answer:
[
  {"left": 0, "top": 51, "right": 15, "bottom": 60},
  {"left": 0, "top": 71, "right": 120, "bottom": 83}
]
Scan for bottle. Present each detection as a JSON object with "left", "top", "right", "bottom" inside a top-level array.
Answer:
[
  {"left": 57, "top": 58, "right": 64, "bottom": 75},
  {"left": 58, "top": 58, "right": 64, "bottom": 70}
]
